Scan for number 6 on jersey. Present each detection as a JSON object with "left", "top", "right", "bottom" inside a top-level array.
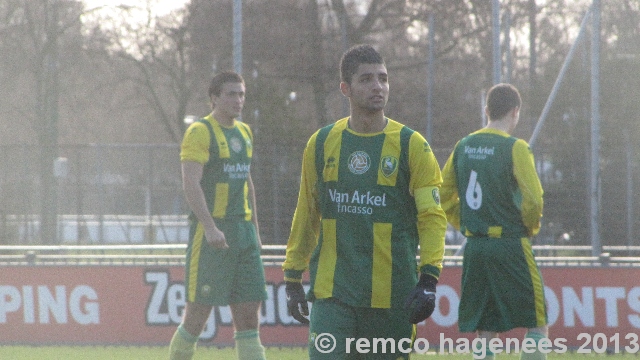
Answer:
[{"left": 465, "top": 170, "right": 482, "bottom": 210}]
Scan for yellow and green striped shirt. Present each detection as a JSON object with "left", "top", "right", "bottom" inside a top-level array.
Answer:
[
  {"left": 283, "top": 118, "right": 447, "bottom": 309},
  {"left": 440, "top": 128, "right": 543, "bottom": 238},
  {"left": 180, "top": 114, "right": 254, "bottom": 221}
]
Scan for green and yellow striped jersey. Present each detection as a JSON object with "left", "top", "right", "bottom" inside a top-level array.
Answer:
[
  {"left": 283, "top": 118, "right": 447, "bottom": 309},
  {"left": 180, "top": 114, "right": 254, "bottom": 221},
  {"left": 440, "top": 128, "right": 543, "bottom": 238}
]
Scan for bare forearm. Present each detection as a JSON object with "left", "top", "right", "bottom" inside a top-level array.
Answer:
[
  {"left": 184, "top": 181, "right": 215, "bottom": 227},
  {"left": 182, "top": 161, "right": 216, "bottom": 228}
]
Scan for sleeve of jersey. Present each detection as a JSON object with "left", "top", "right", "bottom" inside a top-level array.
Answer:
[
  {"left": 408, "top": 133, "right": 447, "bottom": 280},
  {"left": 512, "top": 139, "right": 544, "bottom": 236},
  {"left": 180, "top": 122, "right": 210, "bottom": 164},
  {"left": 282, "top": 133, "right": 321, "bottom": 282},
  {"left": 440, "top": 144, "right": 461, "bottom": 231}
]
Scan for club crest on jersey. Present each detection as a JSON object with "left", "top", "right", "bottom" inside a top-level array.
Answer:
[
  {"left": 380, "top": 156, "right": 398, "bottom": 177},
  {"left": 230, "top": 137, "right": 243, "bottom": 153},
  {"left": 201, "top": 285, "right": 211, "bottom": 295},
  {"left": 348, "top": 151, "right": 370, "bottom": 175}
]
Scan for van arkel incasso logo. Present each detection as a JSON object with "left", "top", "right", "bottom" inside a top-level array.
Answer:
[{"left": 348, "top": 151, "right": 370, "bottom": 175}]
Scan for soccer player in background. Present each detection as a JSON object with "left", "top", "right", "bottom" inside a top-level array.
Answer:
[
  {"left": 169, "top": 71, "right": 268, "bottom": 360},
  {"left": 440, "top": 83, "right": 548, "bottom": 360},
  {"left": 283, "top": 44, "right": 447, "bottom": 359}
]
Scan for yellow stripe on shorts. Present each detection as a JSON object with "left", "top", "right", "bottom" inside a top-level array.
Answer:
[
  {"left": 521, "top": 237, "right": 547, "bottom": 326},
  {"left": 188, "top": 224, "right": 204, "bottom": 302}
]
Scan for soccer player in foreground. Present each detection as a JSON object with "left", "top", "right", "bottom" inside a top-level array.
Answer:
[
  {"left": 440, "top": 83, "right": 548, "bottom": 360},
  {"left": 169, "top": 71, "right": 267, "bottom": 360},
  {"left": 283, "top": 44, "right": 447, "bottom": 359}
]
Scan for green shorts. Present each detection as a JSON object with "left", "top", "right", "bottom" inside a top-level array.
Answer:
[
  {"left": 308, "top": 298, "right": 415, "bottom": 360},
  {"left": 184, "top": 218, "right": 267, "bottom": 306},
  {"left": 458, "top": 237, "right": 547, "bottom": 333}
]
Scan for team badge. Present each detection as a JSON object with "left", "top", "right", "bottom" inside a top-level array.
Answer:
[
  {"left": 201, "top": 285, "right": 211, "bottom": 295},
  {"left": 348, "top": 151, "right": 370, "bottom": 175},
  {"left": 230, "top": 137, "right": 243, "bottom": 153},
  {"left": 380, "top": 156, "right": 398, "bottom": 177},
  {"left": 432, "top": 188, "right": 441, "bottom": 205}
]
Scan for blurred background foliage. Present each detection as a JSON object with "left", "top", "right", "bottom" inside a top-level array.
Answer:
[{"left": 0, "top": 0, "right": 638, "bottom": 246}]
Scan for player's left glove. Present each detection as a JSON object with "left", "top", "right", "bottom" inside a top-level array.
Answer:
[
  {"left": 285, "top": 281, "right": 309, "bottom": 324},
  {"left": 405, "top": 274, "right": 437, "bottom": 324}
]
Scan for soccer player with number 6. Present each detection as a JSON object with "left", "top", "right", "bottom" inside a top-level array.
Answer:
[{"left": 440, "top": 83, "right": 548, "bottom": 360}]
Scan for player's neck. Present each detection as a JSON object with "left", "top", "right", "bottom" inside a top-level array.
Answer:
[
  {"left": 486, "top": 117, "right": 514, "bottom": 134},
  {"left": 348, "top": 112, "right": 386, "bottom": 134},
  {"left": 212, "top": 110, "right": 235, "bottom": 127}
]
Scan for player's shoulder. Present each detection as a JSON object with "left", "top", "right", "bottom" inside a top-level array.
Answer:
[
  {"left": 183, "top": 120, "right": 210, "bottom": 140},
  {"left": 385, "top": 119, "right": 431, "bottom": 153},
  {"left": 383, "top": 118, "right": 424, "bottom": 141},
  {"left": 310, "top": 118, "right": 347, "bottom": 144},
  {"left": 304, "top": 126, "right": 326, "bottom": 151},
  {"left": 513, "top": 138, "right": 533, "bottom": 154},
  {"left": 235, "top": 119, "right": 251, "bottom": 131},
  {"left": 186, "top": 118, "right": 208, "bottom": 130}
]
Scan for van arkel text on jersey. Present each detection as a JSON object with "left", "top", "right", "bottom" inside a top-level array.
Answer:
[
  {"left": 328, "top": 188, "right": 387, "bottom": 215},
  {"left": 464, "top": 145, "right": 495, "bottom": 160},
  {"left": 223, "top": 162, "right": 250, "bottom": 179}
]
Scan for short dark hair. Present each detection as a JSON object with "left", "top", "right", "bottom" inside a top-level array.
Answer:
[
  {"left": 486, "top": 83, "right": 521, "bottom": 120},
  {"left": 208, "top": 71, "right": 244, "bottom": 98},
  {"left": 340, "top": 44, "right": 385, "bottom": 84}
]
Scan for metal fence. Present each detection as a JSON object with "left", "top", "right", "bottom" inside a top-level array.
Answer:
[
  {"left": 0, "top": 143, "right": 307, "bottom": 245},
  {"left": 1, "top": 144, "right": 183, "bottom": 244},
  {"left": 0, "top": 143, "right": 465, "bottom": 246},
  {"left": 1, "top": 143, "right": 636, "bottom": 250},
  {"left": 1, "top": 244, "right": 639, "bottom": 267}
]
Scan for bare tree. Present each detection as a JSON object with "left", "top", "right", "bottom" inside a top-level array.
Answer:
[
  {"left": 0, "top": 0, "right": 90, "bottom": 243},
  {"left": 83, "top": 2, "right": 196, "bottom": 143}
]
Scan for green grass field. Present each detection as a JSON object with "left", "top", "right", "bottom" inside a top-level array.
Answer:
[{"left": 0, "top": 346, "right": 637, "bottom": 360}]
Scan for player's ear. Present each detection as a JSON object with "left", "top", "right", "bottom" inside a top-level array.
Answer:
[
  {"left": 511, "top": 106, "right": 520, "bottom": 119},
  {"left": 340, "top": 82, "right": 350, "bottom": 97}
]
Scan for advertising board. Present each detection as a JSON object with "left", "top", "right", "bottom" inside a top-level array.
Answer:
[{"left": 1, "top": 265, "right": 639, "bottom": 349}]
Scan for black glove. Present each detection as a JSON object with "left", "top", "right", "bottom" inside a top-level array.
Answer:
[
  {"left": 405, "top": 274, "right": 437, "bottom": 324},
  {"left": 285, "top": 282, "right": 309, "bottom": 324}
]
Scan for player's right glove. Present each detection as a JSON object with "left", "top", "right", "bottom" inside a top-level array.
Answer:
[
  {"left": 285, "top": 282, "right": 309, "bottom": 324},
  {"left": 404, "top": 274, "right": 437, "bottom": 324}
]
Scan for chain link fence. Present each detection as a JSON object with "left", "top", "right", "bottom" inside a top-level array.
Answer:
[
  {"left": 2, "top": 143, "right": 636, "bottom": 250},
  {"left": 0, "top": 143, "right": 305, "bottom": 245}
]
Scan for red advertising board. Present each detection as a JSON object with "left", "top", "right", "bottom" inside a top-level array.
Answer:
[{"left": 1, "top": 265, "right": 639, "bottom": 348}]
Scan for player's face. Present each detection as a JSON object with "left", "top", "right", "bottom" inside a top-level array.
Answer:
[
  {"left": 212, "top": 82, "right": 245, "bottom": 120},
  {"left": 342, "top": 63, "right": 389, "bottom": 113}
]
